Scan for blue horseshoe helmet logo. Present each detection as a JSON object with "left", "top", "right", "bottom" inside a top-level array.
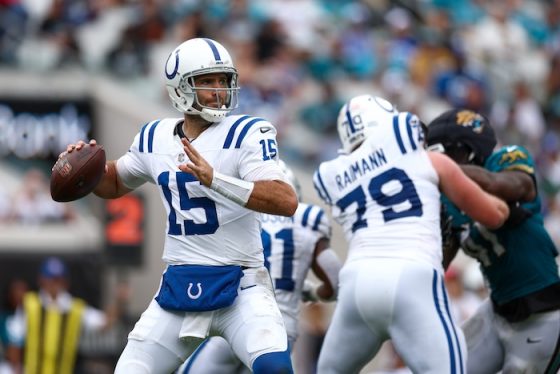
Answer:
[{"left": 165, "top": 50, "right": 180, "bottom": 79}]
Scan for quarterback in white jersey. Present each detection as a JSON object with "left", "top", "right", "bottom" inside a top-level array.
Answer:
[
  {"left": 313, "top": 95, "right": 509, "bottom": 374},
  {"left": 62, "top": 38, "right": 298, "bottom": 374},
  {"left": 179, "top": 161, "right": 342, "bottom": 373}
]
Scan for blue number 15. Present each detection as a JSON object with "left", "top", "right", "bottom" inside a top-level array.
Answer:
[
  {"left": 158, "top": 171, "right": 219, "bottom": 235},
  {"left": 260, "top": 139, "right": 277, "bottom": 161}
]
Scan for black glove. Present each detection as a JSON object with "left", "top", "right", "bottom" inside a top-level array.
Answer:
[
  {"left": 440, "top": 204, "right": 455, "bottom": 250},
  {"left": 440, "top": 204, "right": 466, "bottom": 269},
  {"left": 503, "top": 202, "right": 532, "bottom": 228}
]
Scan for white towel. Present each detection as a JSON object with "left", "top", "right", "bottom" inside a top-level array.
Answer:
[{"left": 179, "top": 310, "right": 214, "bottom": 339}]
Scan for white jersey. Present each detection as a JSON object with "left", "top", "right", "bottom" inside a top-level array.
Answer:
[
  {"left": 116, "top": 114, "right": 285, "bottom": 267},
  {"left": 313, "top": 112, "right": 442, "bottom": 268},
  {"left": 261, "top": 203, "right": 330, "bottom": 339}
]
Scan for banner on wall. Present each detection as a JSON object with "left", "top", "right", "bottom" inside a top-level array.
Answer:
[
  {"left": 0, "top": 97, "right": 94, "bottom": 161},
  {"left": 0, "top": 97, "right": 102, "bottom": 249},
  {"left": 105, "top": 192, "right": 145, "bottom": 267}
]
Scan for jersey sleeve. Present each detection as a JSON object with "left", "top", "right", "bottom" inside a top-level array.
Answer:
[
  {"left": 308, "top": 205, "right": 331, "bottom": 239},
  {"left": 487, "top": 145, "right": 535, "bottom": 177},
  {"left": 237, "top": 121, "right": 285, "bottom": 182},
  {"left": 313, "top": 164, "right": 333, "bottom": 206},
  {"left": 116, "top": 130, "right": 153, "bottom": 189},
  {"left": 391, "top": 112, "right": 424, "bottom": 152}
]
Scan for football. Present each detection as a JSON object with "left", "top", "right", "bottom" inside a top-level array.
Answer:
[{"left": 50, "top": 144, "right": 106, "bottom": 202}]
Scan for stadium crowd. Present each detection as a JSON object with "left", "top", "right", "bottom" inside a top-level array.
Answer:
[
  {"left": 0, "top": 168, "right": 75, "bottom": 225},
  {"left": 1, "top": 0, "right": 560, "bottom": 372},
  {"left": 2, "top": 0, "right": 560, "bottom": 211}
]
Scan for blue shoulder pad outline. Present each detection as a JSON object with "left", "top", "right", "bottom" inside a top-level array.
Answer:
[
  {"left": 223, "top": 115, "right": 267, "bottom": 149},
  {"left": 138, "top": 120, "right": 162, "bottom": 153},
  {"left": 300, "top": 205, "right": 326, "bottom": 233}
]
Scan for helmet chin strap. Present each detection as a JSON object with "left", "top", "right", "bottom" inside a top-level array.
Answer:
[
  {"left": 188, "top": 92, "right": 230, "bottom": 122},
  {"left": 200, "top": 108, "right": 227, "bottom": 123},
  {"left": 185, "top": 106, "right": 224, "bottom": 123}
]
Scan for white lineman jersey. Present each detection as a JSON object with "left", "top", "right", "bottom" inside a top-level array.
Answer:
[
  {"left": 261, "top": 202, "right": 331, "bottom": 339},
  {"left": 116, "top": 114, "right": 284, "bottom": 267},
  {"left": 314, "top": 112, "right": 466, "bottom": 373},
  {"left": 313, "top": 112, "right": 443, "bottom": 269}
]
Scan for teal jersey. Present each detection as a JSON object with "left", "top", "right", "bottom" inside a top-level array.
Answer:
[
  {"left": 446, "top": 145, "right": 560, "bottom": 304},
  {"left": 441, "top": 195, "right": 472, "bottom": 230}
]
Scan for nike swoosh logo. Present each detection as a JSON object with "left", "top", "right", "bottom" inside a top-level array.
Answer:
[
  {"left": 240, "top": 284, "right": 257, "bottom": 291},
  {"left": 260, "top": 128, "right": 271, "bottom": 134},
  {"left": 527, "top": 337, "right": 542, "bottom": 344}
]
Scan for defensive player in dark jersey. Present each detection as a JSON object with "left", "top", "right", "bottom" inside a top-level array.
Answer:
[{"left": 426, "top": 108, "right": 560, "bottom": 374}]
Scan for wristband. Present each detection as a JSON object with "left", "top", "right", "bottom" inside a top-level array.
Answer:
[{"left": 210, "top": 171, "right": 255, "bottom": 206}]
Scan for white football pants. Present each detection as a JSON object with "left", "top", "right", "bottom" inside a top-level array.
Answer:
[
  {"left": 318, "top": 258, "right": 466, "bottom": 374},
  {"left": 114, "top": 266, "right": 288, "bottom": 374}
]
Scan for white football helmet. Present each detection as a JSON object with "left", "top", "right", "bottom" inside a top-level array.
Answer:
[
  {"left": 337, "top": 94, "right": 398, "bottom": 153},
  {"left": 278, "top": 159, "right": 302, "bottom": 201},
  {"left": 165, "top": 38, "right": 239, "bottom": 122}
]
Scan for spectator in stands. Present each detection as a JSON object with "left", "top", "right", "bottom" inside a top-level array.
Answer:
[
  {"left": 10, "top": 168, "right": 75, "bottom": 225},
  {"left": 299, "top": 80, "right": 343, "bottom": 135},
  {"left": 0, "top": 185, "right": 10, "bottom": 223},
  {"left": 432, "top": 44, "right": 491, "bottom": 113},
  {"left": 5, "top": 257, "right": 128, "bottom": 374},
  {"left": 0, "top": 0, "right": 28, "bottom": 64},
  {"left": 0, "top": 278, "right": 29, "bottom": 374},
  {"left": 464, "top": 1, "right": 536, "bottom": 101}
]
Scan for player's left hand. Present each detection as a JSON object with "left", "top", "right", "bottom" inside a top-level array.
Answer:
[
  {"left": 179, "top": 138, "right": 214, "bottom": 187},
  {"left": 301, "top": 279, "right": 320, "bottom": 303},
  {"left": 503, "top": 202, "right": 532, "bottom": 228}
]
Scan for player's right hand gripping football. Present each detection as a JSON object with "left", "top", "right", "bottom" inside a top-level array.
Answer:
[
  {"left": 63, "top": 139, "right": 94, "bottom": 154},
  {"left": 60, "top": 139, "right": 108, "bottom": 174}
]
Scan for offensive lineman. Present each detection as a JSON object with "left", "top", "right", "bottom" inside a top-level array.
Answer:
[
  {"left": 61, "top": 38, "right": 297, "bottom": 373},
  {"left": 179, "top": 160, "right": 342, "bottom": 373},
  {"left": 313, "top": 95, "right": 509, "bottom": 373}
]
